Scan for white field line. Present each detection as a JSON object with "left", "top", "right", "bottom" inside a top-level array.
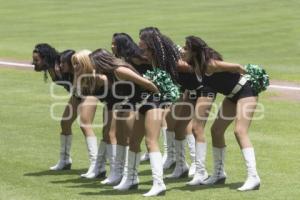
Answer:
[
  {"left": 0, "top": 60, "right": 300, "bottom": 91},
  {"left": 269, "top": 85, "right": 300, "bottom": 91},
  {"left": 0, "top": 61, "right": 34, "bottom": 68}
]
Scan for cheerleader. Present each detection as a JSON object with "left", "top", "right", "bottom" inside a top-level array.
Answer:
[
  {"left": 181, "top": 36, "right": 263, "bottom": 191},
  {"left": 89, "top": 48, "right": 171, "bottom": 196},
  {"left": 139, "top": 31, "right": 214, "bottom": 185},
  {"left": 32, "top": 45, "right": 106, "bottom": 179},
  {"left": 138, "top": 27, "right": 172, "bottom": 165},
  {"left": 72, "top": 50, "right": 122, "bottom": 182},
  {"left": 111, "top": 32, "right": 153, "bottom": 163}
]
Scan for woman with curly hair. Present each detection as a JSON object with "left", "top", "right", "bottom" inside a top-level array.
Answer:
[
  {"left": 181, "top": 35, "right": 262, "bottom": 191},
  {"left": 139, "top": 31, "right": 216, "bottom": 186}
]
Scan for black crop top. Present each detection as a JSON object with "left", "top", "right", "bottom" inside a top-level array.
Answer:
[{"left": 201, "top": 72, "right": 241, "bottom": 95}]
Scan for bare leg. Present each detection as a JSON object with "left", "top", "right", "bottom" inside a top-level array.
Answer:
[
  {"left": 187, "top": 96, "right": 214, "bottom": 184},
  {"left": 143, "top": 108, "right": 166, "bottom": 197},
  {"left": 204, "top": 98, "right": 237, "bottom": 185},
  {"left": 78, "top": 96, "right": 98, "bottom": 177},
  {"left": 167, "top": 93, "right": 194, "bottom": 178},
  {"left": 144, "top": 108, "right": 164, "bottom": 152},
  {"left": 50, "top": 96, "right": 80, "bottom": 171},
  {"left": 235, "top": 97, "right": 260, "bottom": 191},
  {"left": 78, "top": 96, "right": 98, "bottom": 136}
]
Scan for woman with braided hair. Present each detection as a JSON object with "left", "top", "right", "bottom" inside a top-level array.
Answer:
[
  {"left": 139, "top": 30, "right": 216, "bottom": 185},
  {"left": 181, "top": 35, "right": 263, "bottom": 191},
  {"left": 138, "top": 27, "right": 182, "bottom": 171},
  {"left": 32, "top": 45, "right": 107, "bottom": 179}
]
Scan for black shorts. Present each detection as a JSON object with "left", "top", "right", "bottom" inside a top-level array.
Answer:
[
  {"left": 134, "top": 94, "right": 170, "bottom": 115},
  {"left": 186, "top": 86, "right": 217, "bottom": 101},
  {"left": 105, "top": 97, "right": 124, "bottom": 111},
  {"left": 227, "top": 81, "right": 258, "bottom": 103}
]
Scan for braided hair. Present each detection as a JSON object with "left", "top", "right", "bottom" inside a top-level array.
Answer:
[
  {"left": 139, "top": 31, "right": 180, "bottom": 81},
  {"left": 185, "top": 36, "right": 223, "bottom": 76}
]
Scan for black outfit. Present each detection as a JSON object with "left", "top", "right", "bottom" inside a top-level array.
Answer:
[
  {"left": 131, "top": 62, "right": 152, "bottom": 75},
  {"left": 177, "top": 72, "right": 216, "bottom": 101},
  {"left": 51, "top": 72, "right": 74, "bottom": 93},
  {"left": 202, "top": 72, "right": 258, "bottom": 103},
  {"left": 51, "top": 71, "right": 84, "bottom": 102}
]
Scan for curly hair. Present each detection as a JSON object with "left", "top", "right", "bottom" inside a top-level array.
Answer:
[
  {"left": 112, "top": 32, "right": 144, "bottom": 62},
  {"left": 139, "top": 31, "right": 179, "bottom": 81},
  {"left": 185, "top": 36, "right": 223, "bottom": 76},
  {"left": 33, "top": 43, "right": 59, "bottom": 71}
]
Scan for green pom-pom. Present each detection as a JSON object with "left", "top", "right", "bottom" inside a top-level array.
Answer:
[
  {"left": 143, "top": 68, "right": 180, "bottom": 102},
  {"left": 244, "top": 64, "right": 269, "bottom": 94}
]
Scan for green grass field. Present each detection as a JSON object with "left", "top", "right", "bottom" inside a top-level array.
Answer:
[
  {"left": 1, "top": 0, "right": 300, "bottom": 199},
  {"left": 0, "top": 0, "right": 299, "bottom": 81}
]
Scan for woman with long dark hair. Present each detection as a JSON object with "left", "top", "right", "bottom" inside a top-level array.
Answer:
[
  {"left": 32, "top": 45, "right": 106, "bottom": 179},
  {"left": 182, "top": 35, "right": 262, "bottom": 191},
  {"left": 139, "top": 31, "right": 214, "bottom": 185},
  {"left": 111, "top": 32, "right": 153, "bottom": 159},
  {"left": 111, "top": 32, "right": 169, "bottom": 193}
]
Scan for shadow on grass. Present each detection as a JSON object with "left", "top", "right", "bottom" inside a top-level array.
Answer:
[
  {"left": 140, "top": 160, "right": 150, "bottom": 165},
  {"left": 138, "top": 169, "right": 152, "bottom": 176},
  {"left": 23, "top": 168, "right": 87, "bottom": 176},
  {"left": 50, "top": 176, "right": 103, "bottom": 184},
  {"left": 164, "top": 176, "right": 190, "bottom": 184},
  {"left": 79, "top": 188, "right": 151, "bottom": 196},
  {"left": 170, "top": 182, "right": 244, "bottom": 192}
]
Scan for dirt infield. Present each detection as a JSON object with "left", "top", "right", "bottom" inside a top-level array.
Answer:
[{"left": 1, "top": 59, "right": 299, "bottom": 101}]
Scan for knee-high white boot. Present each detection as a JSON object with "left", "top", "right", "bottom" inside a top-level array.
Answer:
[
  {"left": 114, "top": 150, "right": 140, "bottom": 191},
  {"left": 84, "top": 140, "right": 107, "bottom": 179},
  {"left": 186, "top": 134, "right": 196, "bottom": 177},
  {"left": 187, "top": 142, "right": 209, "bottom": 185},
  {"left": 163, "top": 130, "right": 176, "bottom": 170},
  {"left": 81, "top": 136, "right": 98, "bottom": 177},
  {"left": 101, "top": 144, "right": 122, "bottom": 185},
  {"left": 50, "top": 134, "right": 72, "bottom": 170},
  {"left": 203, "top": 147, "right": 227, "bottom": 185},
  {"left": 238, "top": 148, "right": 260, "bottom": 191},
  {"left": 115, "top": 145, "right": 127, "bottom": 179},
  {"left": 166, "top": 139, "right": 189, "bottom": 178},
  {"left": 143, "top": 152, "right": 166, "bottom": 197}
]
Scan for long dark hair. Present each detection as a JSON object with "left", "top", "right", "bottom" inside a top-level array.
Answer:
[
  {"left": 112, "top": 33, "right": 145, "bottom": 62},
  {"left": 185, "top": 36, "right": 223, "bottom": 76},
  {"left": 139, "top": 26, "right": 161, "bottom": 36},
  {"left": 89, "top": 49, "right": 140, "bottom": 82},
  {"left": 33, "top": 43, "right": 59, "bottom": 71},
  {"left": 60, "top": 49, "right": 75, "bottom": 69},
  {"left": 139, "top": 31, "right": 179, "bottom": 80}
]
